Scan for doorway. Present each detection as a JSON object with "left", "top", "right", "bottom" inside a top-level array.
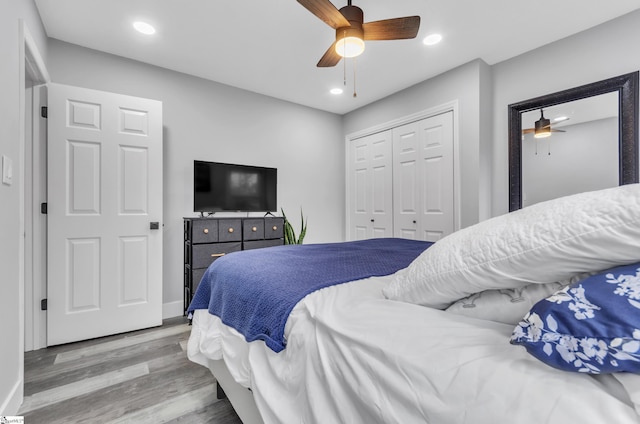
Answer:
[{"left": 21, "top": 21, "right": 49, "bottom": 352}]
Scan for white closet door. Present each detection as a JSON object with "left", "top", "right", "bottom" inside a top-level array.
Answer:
[
  {"left": 348, "top": 130, "right": 393, "bottom": 240},
  {"left": 47, "top": 83, "right": 163, "bottom": 346},
  {"left": 393, "top": 111, "right": 454, "bottom": 242}
]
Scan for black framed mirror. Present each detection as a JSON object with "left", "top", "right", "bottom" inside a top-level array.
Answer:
[{"left": 508, "top": 72, "right": 639, "bottom": 211}]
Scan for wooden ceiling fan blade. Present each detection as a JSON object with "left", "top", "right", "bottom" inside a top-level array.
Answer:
[
  {"left": 317, "top": 41, "right": 342, "bottom": 67},
  {"left": 523, "top": 128, "right": 535, "bottom": 134},
  {"left": 297, "top": 0, "right": 350, "bottom": 29},
  {"left": 551, "top": 129, "right": 566, "bottom": 133},
  {"left": 363, "top": 16, "right": 420, "bottom": 40}
]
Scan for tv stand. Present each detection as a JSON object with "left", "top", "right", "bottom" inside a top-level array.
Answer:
[{"left": 183, "top": 216, "right": 285, "bottom": 313}]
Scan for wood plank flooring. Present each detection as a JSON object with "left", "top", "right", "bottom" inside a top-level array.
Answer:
[{"left": 20, "top": 317, "right": 243, "bottom": 424}]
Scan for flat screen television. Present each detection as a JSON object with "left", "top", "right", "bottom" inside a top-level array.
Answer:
[{"left": 194, "top": 160, "right": 277, "bottom": 213}]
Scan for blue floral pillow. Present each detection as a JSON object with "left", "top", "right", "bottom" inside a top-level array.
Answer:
[{"left": 511, "top": 262, "right": 640, "bottom": 374}]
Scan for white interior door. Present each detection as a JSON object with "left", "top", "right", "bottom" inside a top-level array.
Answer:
[
  {"left": 393, "top": 112, "right": 454, "bottom": 242},
  {"left": 47, "top": 83, "right": 163, "bottom": 346},
  {"left": 348, "top": 130, "right": 394, "bottom": 240},
  {"left": 393, "top": 121, "right": 421, "bottom": 239}
]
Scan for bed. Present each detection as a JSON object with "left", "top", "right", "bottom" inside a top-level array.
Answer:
[{"left": 187, "top": 183, "right": 640, "bottom": 424}]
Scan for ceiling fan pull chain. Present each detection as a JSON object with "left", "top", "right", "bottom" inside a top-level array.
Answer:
[
  {"left": 353, "top": 57, "right": 357, "bottom": 98},
  {"left": 343, "top": 30, "right": 347, "bottom": 86},
  {"left": 535, "top": 139, "right": 538, "bottom": 155}
]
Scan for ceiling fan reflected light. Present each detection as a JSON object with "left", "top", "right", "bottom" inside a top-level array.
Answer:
[
  {"left": 296, "top": 0, "right": 421, "bottom": 67},
  {"left": 522, "top": 109, "right": 567, "bottom": 138},
  {"left": 534, "top": 110, "right": 552, "bottom": 139}
]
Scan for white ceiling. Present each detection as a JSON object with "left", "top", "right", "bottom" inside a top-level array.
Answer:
[{"left": 34, "top": 0, "right": 640, "bottom": 115}]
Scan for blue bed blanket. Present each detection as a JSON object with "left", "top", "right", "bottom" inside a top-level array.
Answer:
[{"left": 187, "top": 238, "right": 432, "bottom": 352}]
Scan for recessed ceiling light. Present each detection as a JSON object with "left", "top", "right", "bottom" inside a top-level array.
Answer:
[
  {"left": 133, "top": 21, "right": 156, "bottom": 35},
  {"left": 423, "top": 33, "right": 442, "bottom": 46},
  {"left": 554, "top": 116, "right": 569, "bottom": 122},
  {"left": 330, "top": 88, "right": 344, "bottom": 95}
]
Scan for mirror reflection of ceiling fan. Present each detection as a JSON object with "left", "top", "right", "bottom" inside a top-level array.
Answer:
[
  {"left": 523, "top": 109, "right": 569, "bottom": 138},
  {"left": 296, "top": 0, "right": 421, "bottom": 67}
]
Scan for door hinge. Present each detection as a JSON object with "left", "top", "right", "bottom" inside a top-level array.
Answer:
[
  {"left": 41, "top": 106, "right": 48, "bottom": 118},
  {"left": 41, "top": 299, "right": 48, "bottom": 311},
  {"left": 41, "top": 202, "right": 47, "bottom": 214}
]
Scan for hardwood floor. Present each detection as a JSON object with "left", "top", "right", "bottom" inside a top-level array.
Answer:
[{"left": 20, "top": 317, "right": 243, "bottom": 424}]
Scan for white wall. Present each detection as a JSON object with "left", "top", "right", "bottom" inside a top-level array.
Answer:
[
  {"left": 343, "top": 59, "right": 493, "bottom": 229},
  {"left": 0, "top": 0, "right": 48, "bottom": 415},
  {"left": 46, "top": 40, "right": 345, "bottom": 316},
  {"left": 492, "top": 9, "right": 640, "bottom": 216}
]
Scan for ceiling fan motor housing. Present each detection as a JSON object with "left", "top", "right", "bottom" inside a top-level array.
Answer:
[
  {"left": 535, "top": 117, "right": 551, "bottom": 131},
  {"left": 336, "top": 5, "right": 364, "bottom": 39}
]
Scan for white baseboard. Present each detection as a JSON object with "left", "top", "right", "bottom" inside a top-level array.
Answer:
[
  {"left": 0, "top": 379, "right": 23, "bottom": 416},
  {"left": 163, "top": 301, "right": 184, "bottom": 319}
]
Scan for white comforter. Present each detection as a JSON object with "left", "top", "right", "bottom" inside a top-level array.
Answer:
[{"left": 188, "top": 275, "right": 640, "bottom": 424}]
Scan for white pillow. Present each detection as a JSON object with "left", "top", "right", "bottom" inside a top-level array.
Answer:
[
  {"left": 445, "top": 272, "right": 592, "bottom": 325},
  {"left": 383, "top": 184, "right": 640, "bottom": 309}
]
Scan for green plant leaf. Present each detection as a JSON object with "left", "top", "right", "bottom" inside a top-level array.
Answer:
[{"left": 281, "top": 207, "right": 307, "bottom": 244}]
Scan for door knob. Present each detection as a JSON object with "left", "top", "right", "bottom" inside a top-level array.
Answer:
[{"left": 150, "top": 222, "right": 160, "bottom": 230}]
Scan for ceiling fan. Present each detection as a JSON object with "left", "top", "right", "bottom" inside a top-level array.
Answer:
[
  {"left": 523, "top": 109, "right": 568, "bottom": 138},
  {"left": 296, "top": 0, "right": 421, "bottom": 67}
]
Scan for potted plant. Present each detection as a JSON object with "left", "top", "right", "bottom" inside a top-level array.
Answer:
[{"left": 281, "top": 208, "right": 307, "bottom": 245}]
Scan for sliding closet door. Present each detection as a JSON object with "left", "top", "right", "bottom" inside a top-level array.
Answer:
[
  {"left": 348, "top": 131, "right": 393, "bottom": 240},
  {"left": 393, "top": 111, "right": 454, "bottom": 242}
]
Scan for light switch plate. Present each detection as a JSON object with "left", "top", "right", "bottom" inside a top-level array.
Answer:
[{"left": 2, "top": 155, "right": 13, "bottom": 185}]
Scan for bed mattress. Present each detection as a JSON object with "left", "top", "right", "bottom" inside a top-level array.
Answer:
[{"left": 188, "top": 274, "right": 640, "bottom": 424}]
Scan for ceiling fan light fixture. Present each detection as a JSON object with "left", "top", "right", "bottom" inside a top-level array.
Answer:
[
  {"left": 335, "top": 25, "right": 365, "bottom": 58},
  {"left": 533, "top": 109, "right": 552, "bottom": 138},
  {"left": 534, "top": 118, "right": 552, "bottom": 138},
  {"left": 335, "top": 36, "right": 365, "bottom": 57}
]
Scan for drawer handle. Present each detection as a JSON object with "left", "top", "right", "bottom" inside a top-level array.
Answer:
[
  {"left": 203, "top": 228, "right": 209, "bottom": 234},
  {"left": 252, "top": 226, "right": 257, "bottom": 232},
  {"left": 272, "top": 226, "right": 278, "bottom": 231},
  {"left": 211, "top": 253, "right": 226, "bottom": 258},
  {"left": 228, "top": 228, "right": 234, "bottom": 233}
]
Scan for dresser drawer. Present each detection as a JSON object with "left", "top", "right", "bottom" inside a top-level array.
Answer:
[
  {"left": 243, "top": 218, "right": 265, "bottom": 241},
  {"left": 244, "top": 238, "right": 284, "bottom": 250},
  {"left": 192, "top": 242, "right": 241, "bottom": 268},
  {"left": 218, "top": 219, "right": 242, "bottom": 242},
  {"left": 192, "top": 268, "right": 207, "bottom": 294},
  {"left": 191, "top": 219, "right": 218, "bottom": 244},
  {"left": 265, "top": 217, "right": 284, "bottom": 239}
]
